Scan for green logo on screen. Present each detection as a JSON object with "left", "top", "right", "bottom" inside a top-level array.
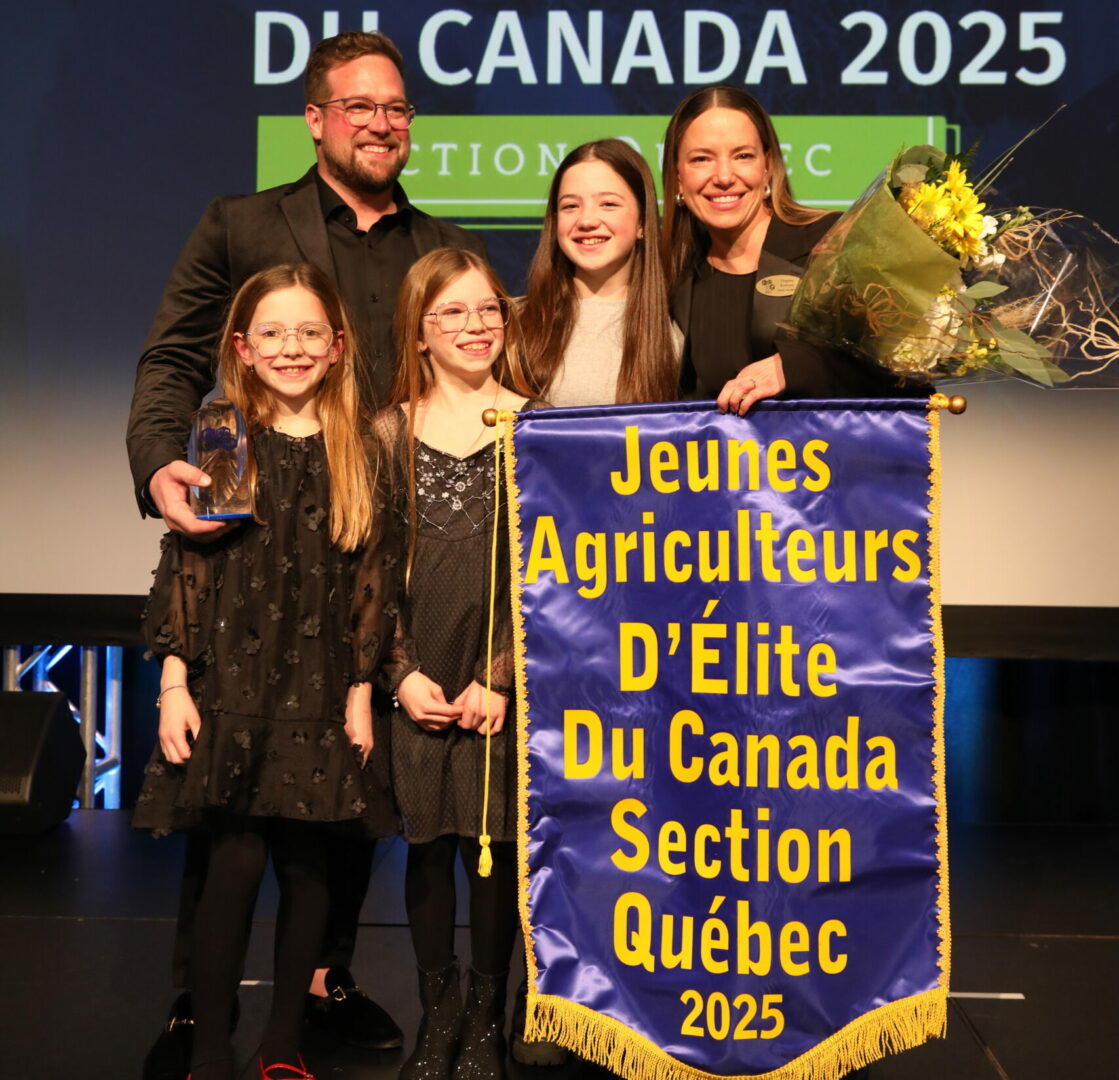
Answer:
[{"left": 258, "top": 114, "right": 952, "bottom": 225}]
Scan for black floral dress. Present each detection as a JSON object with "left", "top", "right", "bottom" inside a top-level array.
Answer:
[
  {"left": 378, "top": 406, "right": 536, "bottom": 844},
  {"left": 132, "top": 429, "right": 399, "bottom": 837}
]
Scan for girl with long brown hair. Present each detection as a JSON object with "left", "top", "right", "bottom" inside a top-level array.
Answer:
[
  {"left": 133, "top": 263, "right": 397, "bottom": 1080},
  {"left": 520, "top": 138, "right": 680, "bottom": 406}
]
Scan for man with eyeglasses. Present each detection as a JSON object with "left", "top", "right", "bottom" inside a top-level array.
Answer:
[{"left": 128, "top": 30, "right": 484, "bottom": 1080}]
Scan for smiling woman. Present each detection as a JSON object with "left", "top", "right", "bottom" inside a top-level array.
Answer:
[{"left": 661, "top": 85, "right": 924, "bottom": 413}]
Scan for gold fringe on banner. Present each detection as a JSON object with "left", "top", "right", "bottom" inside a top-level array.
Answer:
[
  {"left": 524, "top": 988, "right": 947, "bottom": 1080},
  {"left": 925, "top": 398, "right": 952, "bottom": 987},
  {"left": 500, "top": 410, "right": 542, "bottom": 985}
]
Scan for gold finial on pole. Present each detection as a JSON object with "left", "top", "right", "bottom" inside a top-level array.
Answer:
[
  {"left": 482, "top": 408, "right": 498, "bottom": 427},
  {"left": 930, "top": 393, "right": 967, "bottom": 414}
]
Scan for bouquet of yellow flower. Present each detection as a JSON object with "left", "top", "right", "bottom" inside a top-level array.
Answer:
[{"left": 787, "top": 144, "right": 1119, "bottom": 387}]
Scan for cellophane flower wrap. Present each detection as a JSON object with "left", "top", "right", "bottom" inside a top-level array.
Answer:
[{"left": 787, "top": 144, "right": 1119, "bottom": 387}]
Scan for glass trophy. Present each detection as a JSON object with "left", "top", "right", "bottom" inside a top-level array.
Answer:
[{"left": 187, "top": 399, "right": 252, "bottom": 520}]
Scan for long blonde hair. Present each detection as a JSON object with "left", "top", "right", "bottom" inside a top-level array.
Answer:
[
  {"left": 661, "top": 85, "right": 828, "bottom": 288},
  {"left": 520, "top": 139, "right": 678, "bottom": 403},
  {"left": 386, "top": 248, "right": 536, "bottom": 573},
  {"left": 219, "top": 263, "right": 374, "bottom": 551}
]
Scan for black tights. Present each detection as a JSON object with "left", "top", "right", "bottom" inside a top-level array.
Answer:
[
  {"left": 405, "top": 835, "right": 517, "bottom": 975},
  {"left": 190, "top": 816, "right": 328, "bottom": 1080}
]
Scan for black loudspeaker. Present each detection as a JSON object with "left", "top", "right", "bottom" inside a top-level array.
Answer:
[{"left": 0, "top": 691, "right": 87, "bottom": 834}]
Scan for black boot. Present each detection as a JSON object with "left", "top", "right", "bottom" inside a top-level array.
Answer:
[
  {"left": 453, "top": 969, "right": 508, "bottom": 1080},
  {"left": 400, "top": 959, "right": 462, "bottom": 1080}
]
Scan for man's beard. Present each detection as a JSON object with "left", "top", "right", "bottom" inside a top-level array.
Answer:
[{"left": 323, "top": 142, "right": 406, "bottom": 195}]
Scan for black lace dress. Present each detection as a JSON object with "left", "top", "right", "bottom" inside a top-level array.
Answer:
[
  {"left": 378, "top": 406, "right": 533, "bottom": 844},
  {"left": 132, "top": 429, "right": 399, "bottom": 837}
]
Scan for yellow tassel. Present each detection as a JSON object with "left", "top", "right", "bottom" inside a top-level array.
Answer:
[{"left": 477, "top": 417, "right": 503, "bottom": 881}]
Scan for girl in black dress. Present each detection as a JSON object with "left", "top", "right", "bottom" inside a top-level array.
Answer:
[
  {"left": 134, "top": 263, "right": 396, "bottom": 1080},
  {"left": 377, "top": 248, "right": 538, "bottom": 1080}
]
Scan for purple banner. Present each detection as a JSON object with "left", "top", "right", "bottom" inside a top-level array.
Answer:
[{"left": 507, "top": 400, "right": 948, "bottom": 1080}]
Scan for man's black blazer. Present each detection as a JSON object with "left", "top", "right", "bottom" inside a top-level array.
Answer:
[{"left": 126, "top": 167, "right": 485, "bottom": 513}]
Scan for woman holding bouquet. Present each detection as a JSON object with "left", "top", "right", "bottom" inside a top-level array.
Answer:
[{"left": 662, "top": 85, "right": 918, "bottom": 412}]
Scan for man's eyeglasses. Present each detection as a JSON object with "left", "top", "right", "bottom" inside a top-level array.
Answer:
[
  {"left": 315, "top": 97, "right": 416, "bottom": 129},
  {"left": 423, "top": 298, "right": 510, "bottom": 334},
  {"left": 242, "top": 323, "right": 337, "bottom": 358}
]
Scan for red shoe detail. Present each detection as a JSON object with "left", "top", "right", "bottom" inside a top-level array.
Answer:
[{"left": 260, "top": 1055, "right": 315, "bottom": 1079}]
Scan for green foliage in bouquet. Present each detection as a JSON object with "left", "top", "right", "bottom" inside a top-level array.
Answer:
[{"left": 789, "top": 145, "right": 1070, "bottom": 386}]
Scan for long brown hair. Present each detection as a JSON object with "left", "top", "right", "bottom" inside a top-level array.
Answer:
[
  {"left": 661, "top": 85, "right": 827, "bottom": 287},
  {"left": 219, "top": 263, "right": 374, "bottom": 551},
  {"left": 386, "top": 248, "right": 536, "bottom": 573},
  {"left": 521, "top": 139, "right": 678, "bottom": 403}
]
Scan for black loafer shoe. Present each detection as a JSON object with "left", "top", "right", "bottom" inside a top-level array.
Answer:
[
  {"left": 304, "top": 966, "right": 404, "bottom": 1050},
  {"left": 142, "top": 990, "right": 242, "bottom": 1080},
  {"left": 142, "top": 991, "right": 194, "bottom": 1080}
]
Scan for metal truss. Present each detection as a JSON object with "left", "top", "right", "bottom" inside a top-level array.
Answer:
[{"left": 2, "top": 645, "right": 122, "bottom": 809}]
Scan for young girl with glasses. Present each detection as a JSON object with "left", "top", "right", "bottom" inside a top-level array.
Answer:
[
  {"left": 133, "top": 263, "right": 397, "bottom": 1080},
  {"left": 520, "top": 138, "right": 681, "bottom": 407},
  {"left": 376, "top": 248, "right": 540, "bottom": 1080}
]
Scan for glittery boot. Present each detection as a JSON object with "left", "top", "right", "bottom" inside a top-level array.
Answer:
[
  {"left": 451, "top": 969, "right": 508, "bottom": 1080},
  {"left": 399, "top": 960, "right": 462, "bottom": 1080}
]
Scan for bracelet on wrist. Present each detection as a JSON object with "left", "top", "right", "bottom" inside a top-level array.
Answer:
[
  {"left": 156, "top": 684, "right": 188, "bottom": 708},
  {"left": 392, "top": 665, "right": 420, "bottom": 711}
]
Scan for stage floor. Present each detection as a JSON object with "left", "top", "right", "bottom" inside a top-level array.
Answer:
[{"left": 1, "top": 811, "right": 1115, "bottom": 1079}]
